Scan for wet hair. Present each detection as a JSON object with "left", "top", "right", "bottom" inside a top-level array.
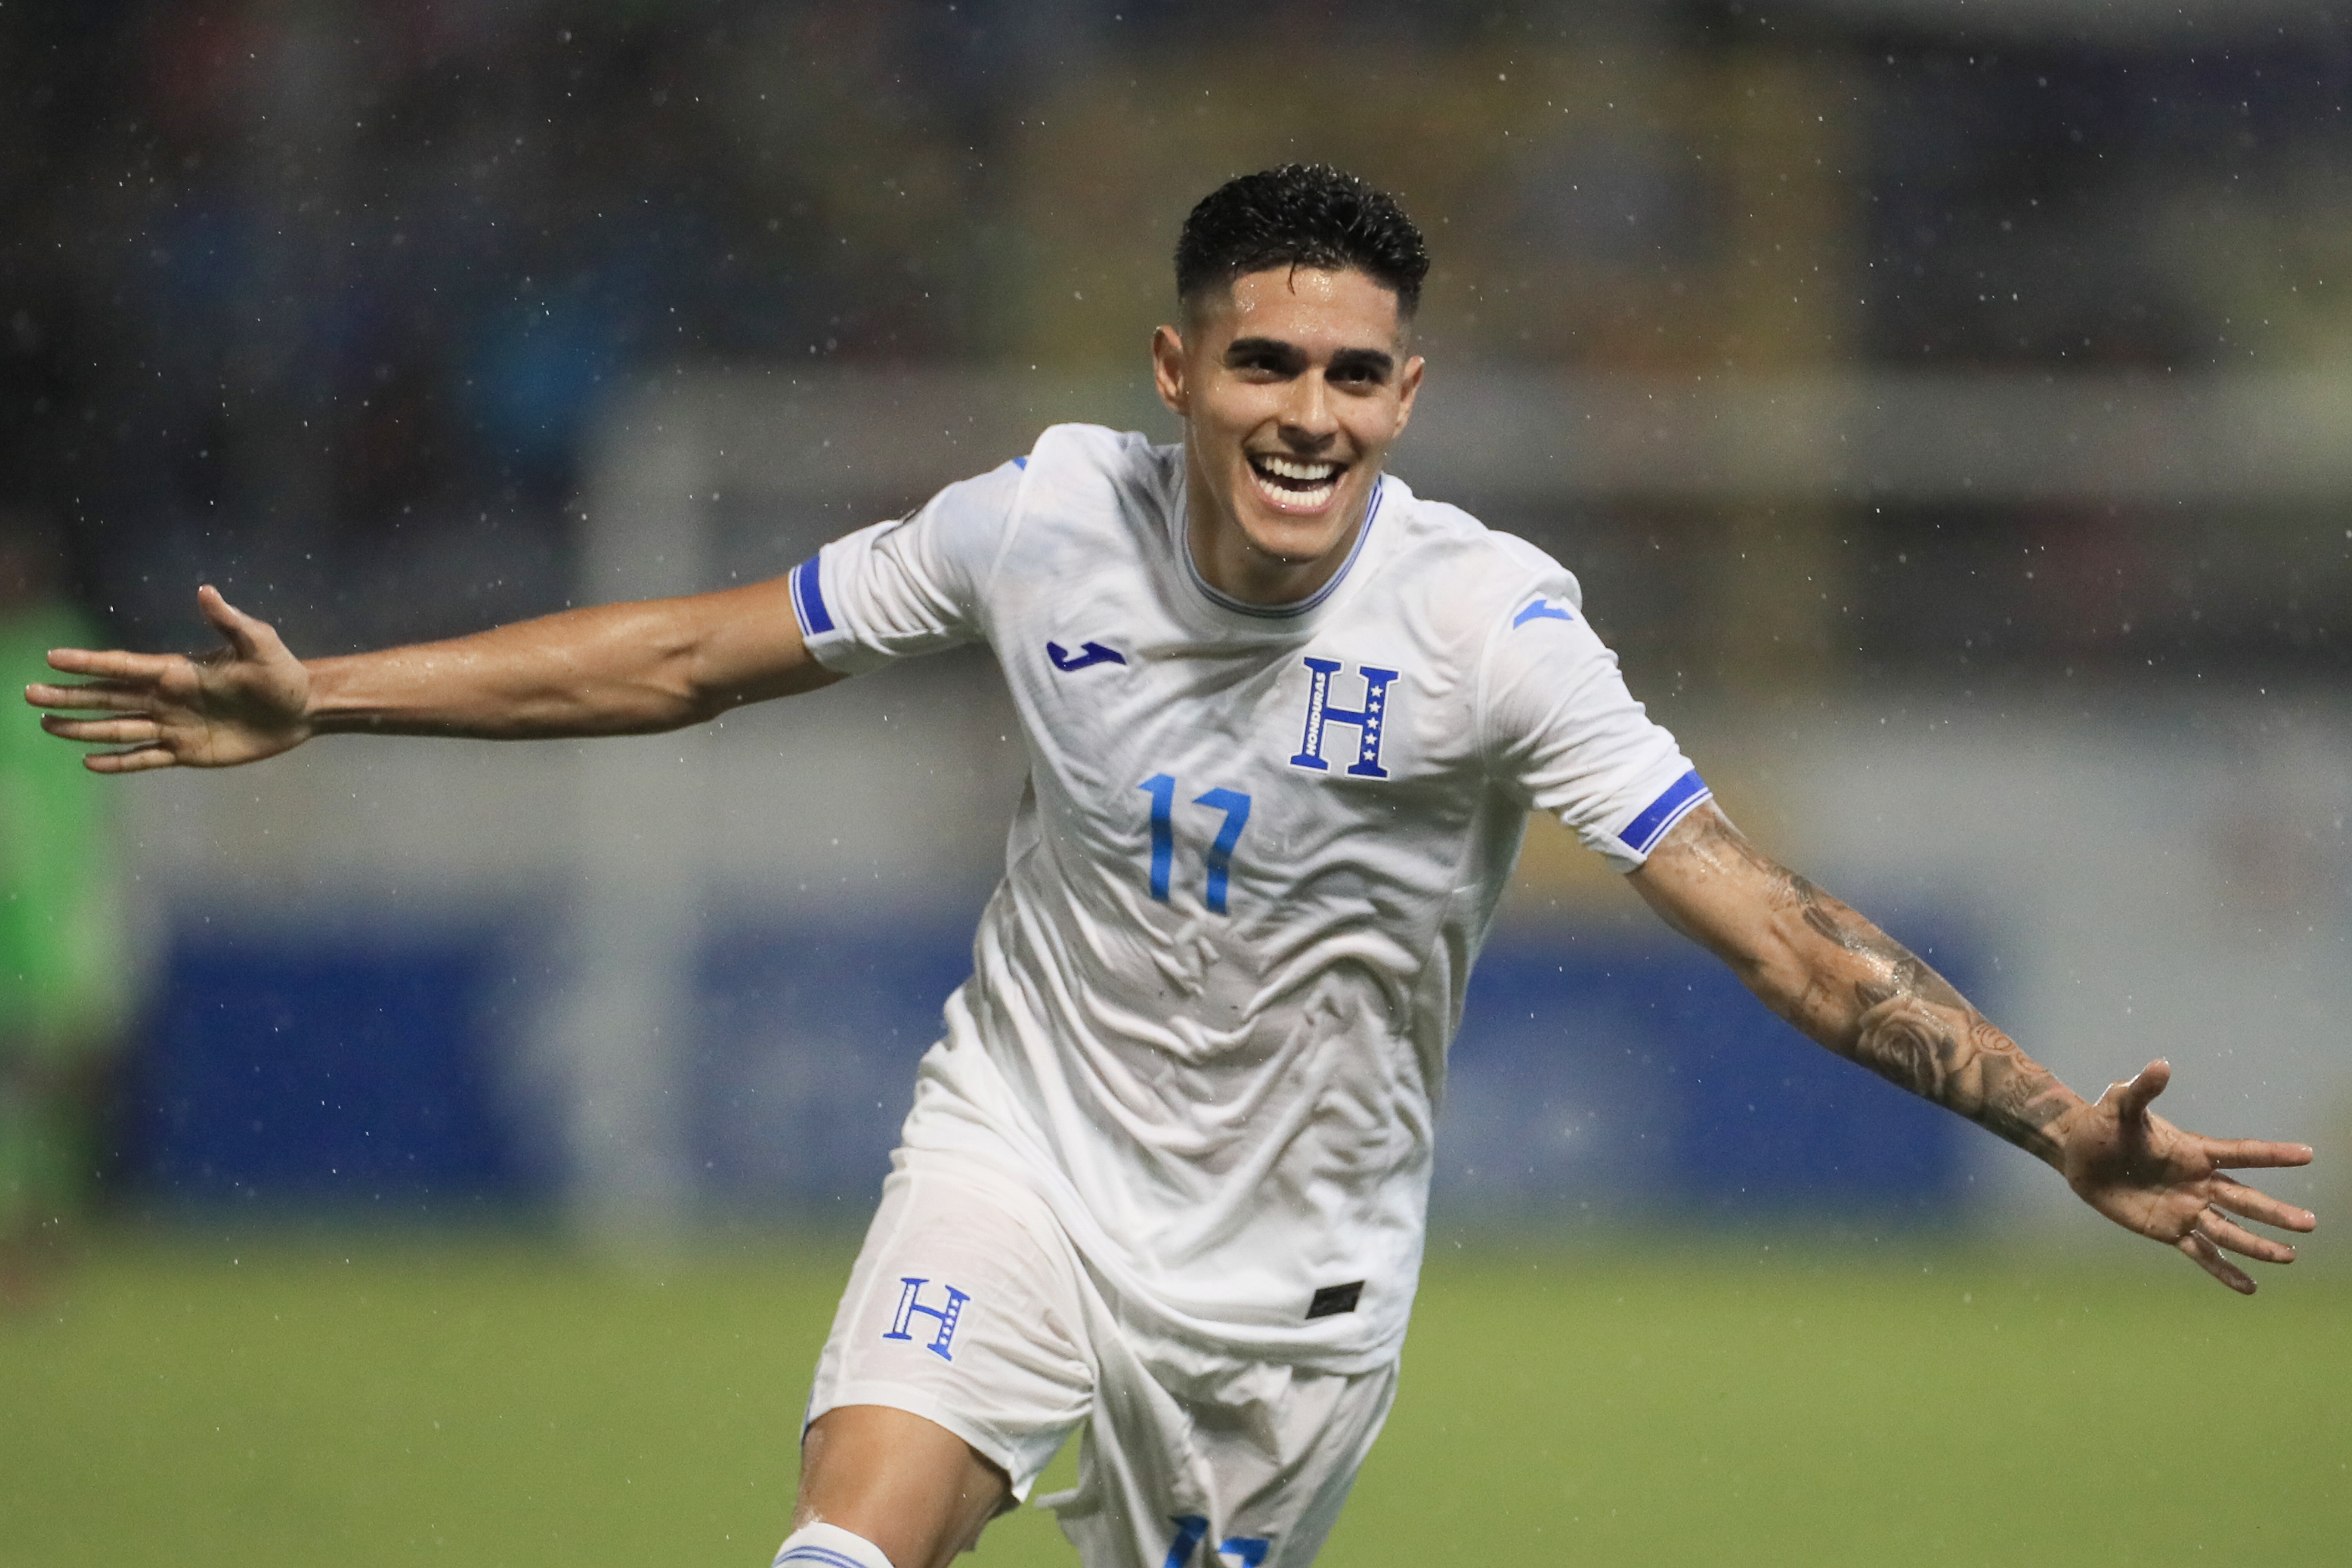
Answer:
[{"left": 1175, "top": 164, "right": 1430, "bottom": 318}]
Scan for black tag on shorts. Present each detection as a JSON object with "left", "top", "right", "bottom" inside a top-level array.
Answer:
[{"left": 1306, "top": 1280, "right": 1365, "bottom": 1319}]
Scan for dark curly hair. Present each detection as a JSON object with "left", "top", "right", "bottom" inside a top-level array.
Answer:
[{"left": 1175, "top": 165, "right": 1430, "bottom": 317}]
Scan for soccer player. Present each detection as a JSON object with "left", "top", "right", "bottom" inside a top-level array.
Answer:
[{"left": 29, "top": 165, "right": 2316, "bottom": 1568}]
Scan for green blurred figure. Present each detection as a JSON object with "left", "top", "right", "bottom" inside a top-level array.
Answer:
[{"left": 0, "top": 510, "right": 130, "bottom": 1304}]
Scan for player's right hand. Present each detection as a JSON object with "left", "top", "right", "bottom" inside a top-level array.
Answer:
[{"left": 25, "top": 585, "right": 313, "bottom": 772}]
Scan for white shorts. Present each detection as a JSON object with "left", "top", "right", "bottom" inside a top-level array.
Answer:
[{"left": 806, "top": 1150, "right": 1398, "bottom": 1568}]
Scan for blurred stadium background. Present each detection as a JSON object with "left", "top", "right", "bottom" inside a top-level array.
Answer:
[{"left": 2, "top": 2, "right": 2348, "bottom": 1563}]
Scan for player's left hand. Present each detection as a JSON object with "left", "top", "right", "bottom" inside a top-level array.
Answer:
[{"left": 2057, "top": 1058, "right": 2315, "bottom": 1294}]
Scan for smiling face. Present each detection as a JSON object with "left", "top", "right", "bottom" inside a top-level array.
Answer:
[{"left": 1151, "top": 266, "right": 1424, "bottom": 606}]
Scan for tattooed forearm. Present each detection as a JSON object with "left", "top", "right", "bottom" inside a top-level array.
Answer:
[
  {"left": 1784, "top": 865, "right": 2078, "bottom": 1161},
  {"left": 1803, "top": 900, "right": 1968, "bottom": 1013},
  {"left": 1850, "top": 983, "right": 2074, "bottom": 1162},
  {"left": 1965, "top": 1041, "right": 2078, "bottom": 1159},
  {"left": 1851, "top": 983, "right": 1955, "bottom": 1099},
  {"left": 1640, "top": 806, "right": 2084, "bottom": 1167}
]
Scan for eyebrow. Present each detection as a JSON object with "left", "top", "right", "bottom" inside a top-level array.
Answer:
[{"left": 1225, "top": 338, "right": 1396, "bottom": 379}]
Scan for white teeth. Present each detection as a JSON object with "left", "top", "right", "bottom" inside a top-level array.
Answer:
[
  {"left": 1253, "top": 454, "right": 1341, "bottom": 483},
  {"left": 1251, "top": 469, "right": 1337, "bottom": 508}
]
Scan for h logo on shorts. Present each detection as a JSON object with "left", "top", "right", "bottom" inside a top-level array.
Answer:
[
  {"left": 1288, "top": 658, "right": 1398, "bottom": 779},
  {"left": 883, "top": 1277, "right": 971, "bottom": 1362}
]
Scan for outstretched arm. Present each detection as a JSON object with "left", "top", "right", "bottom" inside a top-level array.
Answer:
[
  {"left": 26, "top": 578, "right": 842, "bottom": 772},
  {"left": 1628, "top": 801, "right": 2316, "bottom": 1293}
]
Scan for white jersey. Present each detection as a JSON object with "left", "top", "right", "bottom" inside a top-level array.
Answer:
[{"left": 791, "top": 424, "right": 1706, "bottom": 1373}]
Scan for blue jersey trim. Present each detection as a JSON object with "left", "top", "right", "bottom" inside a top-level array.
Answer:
[
  {"left": 1619, "top": 769, "right": 1710, "bottom": 854},
  {"left": 790, "top": 554, "right": 834, "bottom": 636},
  {"left": 774, "top": 1548, "right": 871, "bottom": 1568},
  {"left": 1012, "top": 455, "right": 1028, "bottom": 469},
  {"left": 1184, "top": 476, "right": 1386, "bottom": 619}
]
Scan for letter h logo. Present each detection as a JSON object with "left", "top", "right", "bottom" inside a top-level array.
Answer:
[
  {"left": 1290, "top": 658, "right": 1398, "bottom": 779},
  {"left": 884, "top": 1277, "right": 971, "bottom": 1362}
]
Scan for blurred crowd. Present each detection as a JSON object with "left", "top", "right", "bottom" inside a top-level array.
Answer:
[{"left": 3, "top": 0, "right": 2349, "bottom": 670}]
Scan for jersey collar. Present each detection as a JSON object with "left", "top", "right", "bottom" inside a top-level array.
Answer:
[{"left": 1175, "top": 474, "right": 1388, "bottom": 622}]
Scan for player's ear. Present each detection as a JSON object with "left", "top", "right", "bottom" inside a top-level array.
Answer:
[
  {"left": 1390, "top": 353, "right": 1426, "bottom": 439},
  {"left": 1151, "top": 324, "right": 1189, "bottom": 417}
]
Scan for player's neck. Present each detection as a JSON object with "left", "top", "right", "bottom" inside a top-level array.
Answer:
[{"left": 1184, "top": 486, "right": 1369, "bottom": 608}]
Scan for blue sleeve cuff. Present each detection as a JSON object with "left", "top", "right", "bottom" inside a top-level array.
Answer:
[
  {"left": 1617, "top": 769, "right": 1710, "bottom": 854},
  {"left": 789, "top": 553, "right": 835, "bottom": 637}
]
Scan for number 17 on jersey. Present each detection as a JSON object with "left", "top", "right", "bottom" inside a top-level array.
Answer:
[{"left": 1139, "top": 775, "right": 1253, "bottom": 915}]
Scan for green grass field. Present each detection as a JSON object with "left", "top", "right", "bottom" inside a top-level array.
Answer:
[{"left": 2, "top": 1227, "right": 2344, "bottom": 1566}]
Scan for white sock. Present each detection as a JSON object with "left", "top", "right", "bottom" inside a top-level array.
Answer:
[{"left": 773, "top": 1520, "right": 898, "bottom": 1568}]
